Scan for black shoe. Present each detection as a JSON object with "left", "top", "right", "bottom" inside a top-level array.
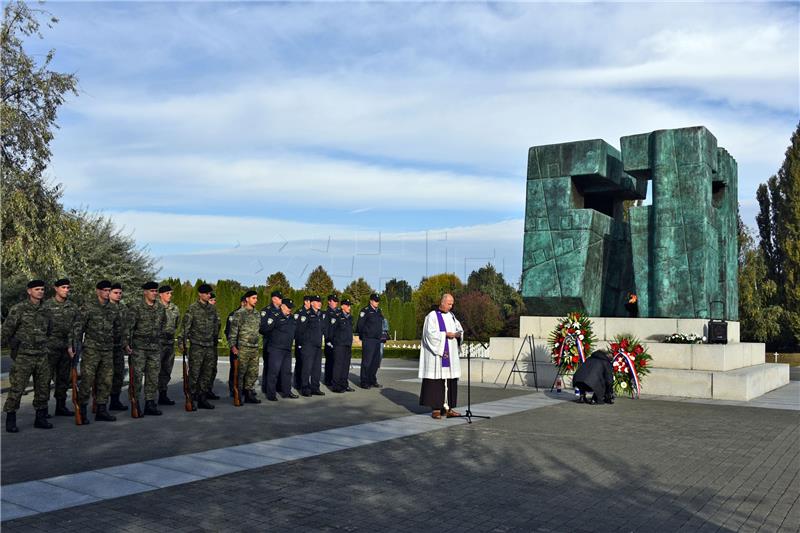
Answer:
[
  {"left": 312, "top": 390, "right": 326, "bottom": 396},
  {"left": 360, "top": 384, "right": 371, "bottom": 390},
  {"left": 95, "top": 404, "right": 117, "bottom": 422},
  {"left": 158, "top": 391, "right": 175, "bottom": 406},
  {"left": 244, "top": 390, "right": 262, "bottom": 404},
  {"left": 144, "top": 400, "right": 162, "bottom": 416},
  {"left": 34, "top": 408, "right": 53, "bottom": 429},
  {"left": 331, "top": 389, "right": 345, "bottom": 394},
  {"left": 80, "top": 404, "right": 91, "bottom": 424},
  {"left": 604, "top": 397, "right": 614, "bottom": 404},
  {"left": 301, "top": 390, "right": 311, "bottom": 397},
  {"left": 345, "top": 386, "right": 355, "bottom": 392},
  {"left": 197, "top": 394, "right": 215, "bottom": 409},
  {"left": 266, "top": 395, "right": 278, "bottom": 402},
  {"left": 590, "top": 394, "right": 599, "bottom": 405},
  {"left": 6, "top": 412, "right": 18, "bottom": 433},
  {"left": 109, "top": 394, "right": 128, "bottom": 411},
  {"left": 371, "top": 383, "right": 383, "bottom": 389},
  {"left": 282, "top": 392, "right": 299, "bottom": 399},
  {"left": 206, "top": 390, "right": 220, "bottom": 400},
  {"left": 55, "top": 399, "right": 74, "bottom": 416}
]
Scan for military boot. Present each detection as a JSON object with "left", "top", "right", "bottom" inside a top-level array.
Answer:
[
  {"left": 206, "top": 389, "right": 220, "bottom": 400},
  {"left": 109, "top": 393, "right": 128, "bottom": 411},
  {"left": 245, "top": 390, "right": 262, "bottom": 404},
  {"left": 34, "top": 408, "right": 53, "bottom": 429},
  {"left": 55, "top": 398, "right": 74, "bottom": 417},
  {"left": 6, "top": 412, "right": 19, "bottom": 433},
  {"left": 79, "top": 405, "right": 91, "bottom": 425},
  {"left": 158, "top": 390, "right": 175, "bottom": 406},
  {"left": 144, "top": 400, "right": 162, "bottom": 416},
  {"left": 197, "top": 393, "right": 215, "bottom": 410},
  {"left": 95, "top": 404, "right": 117, "bottom": 422}
]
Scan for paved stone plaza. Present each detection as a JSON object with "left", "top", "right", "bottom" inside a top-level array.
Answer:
[{"left": 2, "top": 360, "right": 798, "bottom": 532}]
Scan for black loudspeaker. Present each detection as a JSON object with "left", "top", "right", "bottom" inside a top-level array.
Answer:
[{"left": 708, "top": 320, "right": 728, "bottom": 344}]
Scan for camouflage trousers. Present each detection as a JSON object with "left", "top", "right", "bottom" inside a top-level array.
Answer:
[
  {"left": 130, "top": 348, "right": 161, "bottom": 402},
  {"left": 78, "top": 348, "right": 113, "bottom": 406},
  {"left": 3, "top": 352, "right": 51, "bottom": 412},
  {"left": 48, "top": 343, "right": 72, "bottom": 401},
  {"left": 207, "top": 347, "right": 219, "bottom": 392},
  {"left": 188, "top": 344, "right": 217, "bottom": 395},
  {"left": 237, "top": 346, "right": 260, "bottom": 391},
  {"left": 158, "top": 342, "right": 176, "bottom": 392},
  {"left": 111, "top": 345, "right": 126, "bottom": 395}
]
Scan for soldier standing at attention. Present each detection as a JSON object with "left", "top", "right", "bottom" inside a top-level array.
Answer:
[
  {"left": 43, "top": 278, "right": 79, "bottom": 418},
  {"left": 296, "top": 295, "right": 325, "bottom": 397},
  {"left": 263, "top": 298, "right": 299, "bottom": 401},
  {"left": 207, "top": 292, "right": 221, "bottom": 400},
  {"left": 260, "top": 290, "right": 283, "bottom": 395},
  {"left": 322, "top": 294, "right": 341, "bottom": 388},
  {"left": 124, "top": 282, "right": 167, "bottom": 417},
  {"left": 227, "top": 295, "right": 246, "bottom": 397},
  {"left": 157, "top": 284, "right": 181, "bottom": 406},
  {"left": 293, "top": 295, "right": 312, "bottom": 390},
  {"left": 108, "top": 282, "right": 128, "bottom": 411},
  {"left": 356, "top": 293, "right": 384, "bottom": 389},
  {"left": 3, "top": 280, "right": 54, "bottom": 432},
  {"left": 75, "top": 280, "right": 119, "bottom": 423},
  {"left": 181, "top": 284, "right": 220, "bottom": 410},
  {"left": 228, "top": 290, "right": 262, "bottom": 404},
  {"left": 329, "top": 298, "right": 355, "bottom": 393}
]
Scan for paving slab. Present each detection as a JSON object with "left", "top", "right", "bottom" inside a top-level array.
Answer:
[
  {"left": 98, "top": 462, "right": 205, "bottom": 488},
  {"left": 0, "top": 501, "right": 37, "bottom": 521},
  {"left": 1, "top": 480, "right": 99, "bottom": 513},
  {"left": 44, "top": 471, "right": 155, "bottom": 499},
  {"left": 146, "top": 455, "right": 243, "bottom": 478},
  {"left": 191, "top": 449, "right": 288, "bottom": 469}
]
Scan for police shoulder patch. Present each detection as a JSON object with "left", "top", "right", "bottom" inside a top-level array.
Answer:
[
  {"left": 228, "top": 316, "right": 233, "bottom": 322},
  {"left": 360, "top": 312, "right": 365, "bottom": 317},
  {"left": 331, "top": 318, "right": 336, "bottom": 324},
  {"left": 293, "top": 313, "right": 299, "bottom": 319},
  {"left": 267, "top": 318, "right": 273, "bottom": 325},
  {"left": 300, "top": 316, "right": 307, "bottom": 322},
  {"left": 261, "top": 311, "right": 266, "bottom": 316}
]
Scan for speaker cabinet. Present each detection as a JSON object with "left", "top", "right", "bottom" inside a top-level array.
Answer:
[{"left": 707, "top": 320, "right": 728, "bottom": 344}]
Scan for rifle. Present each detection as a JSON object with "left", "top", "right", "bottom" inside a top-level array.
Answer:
[
  {"left": 232, "top": 350, "right": 241, "bottom": 406},
  {"left": 71, "top": 342, "right": 83, "bottom": 425},
  {"left": 182, "top": 340, "right": 193, "bottom": 411},
  {"left": 128, "top": 351, "right": 139, "bottom": 418}
]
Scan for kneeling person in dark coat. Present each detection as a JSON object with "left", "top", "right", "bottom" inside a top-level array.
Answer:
[{"left": 572, "top": 350, "right": 614, "bottom": 404}]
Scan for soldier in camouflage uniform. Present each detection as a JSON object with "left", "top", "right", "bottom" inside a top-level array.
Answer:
[
  {"left": 181, "top": 284, "right": 220, "bottom": 410},
  {"left": 3, "top": 280, "right": 54, "bottom": 432},
  {"left": 157, "top": 285, "right": 181, "bottom": 406},
  {"left": 206, "top": 292, "right": 221, "bottom": 400},
  {"left": 124, "top": 282, "right": 167, "bottom": 417},
  {"left": 228, "top": 290, "right": 262, "bottom": 404},
  {"left": 75, "top": 280, "right": 119, "bottom": 423},
  {"left": 43, "top": 278, "right": 80, "bottom": 417},
  {"left": 108, "top": 282, "right": 128, "bottom": 411}
]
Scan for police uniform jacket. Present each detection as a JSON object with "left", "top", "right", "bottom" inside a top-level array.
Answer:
[
  {"left": 265, "top": 312, "right": 296, "bottom": 352},
  {"left": 356, "top": 305, "right": 383, "bottom": 340},
  {"left": 296, "top": 308, "right": 323, "bottom": 348},
  {"left": 330, "top": 311, "right": 353, "bottom": 347}
]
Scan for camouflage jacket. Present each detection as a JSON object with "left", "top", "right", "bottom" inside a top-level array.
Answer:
[
  {"left": 76, "top": 299, "right": 120, "bottom": 352},
  {"left": 109, "top": 301, "right": 128, "bottom": 348},
  {"left": 181, "top": 300, "right": 220, "bottom": 348},
  {"left": 160, "top": 301, "right": 181, "bottom": 345},
  {"left": 124, "top": 299, "right": 167, "bottom": 351},
  {"left": 227, "top": 307, "right": 261, "bottom": 348},
  {"left": 2, "top": 299, "right": 52, "bottom": 356},
  {"left": 42, "top": 297, "right": 80, "bottom": 348}
]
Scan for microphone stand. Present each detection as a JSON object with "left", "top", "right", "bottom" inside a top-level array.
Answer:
[{"left": 458, "top": 338, "right": 490, "bottom": 424}]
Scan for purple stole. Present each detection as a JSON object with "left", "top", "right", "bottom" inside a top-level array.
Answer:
[{"left": 435, "top": 311, "right": 451, "bottom": 368}]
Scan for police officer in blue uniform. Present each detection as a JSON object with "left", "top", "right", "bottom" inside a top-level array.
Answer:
[
  {"left": 293, "top": 295, "right": 311, "bottom": 390},
  {"left": 322, "top": 294, "right": 341, "bottom": 388},
  {"left": 260, "top": 290, "right": 283, "bottom": 395},
  {"left": 356, "top": 293, "right": 384, "bottom": 389},
  {"left": 329, "top": 298, "right": 355, "bottom": 393},
  {"left": 296, "top": 295, "right": 325, "bottom": 397},
  {"left": 263, "top": 299, "right": 299, "bottom": 401}
]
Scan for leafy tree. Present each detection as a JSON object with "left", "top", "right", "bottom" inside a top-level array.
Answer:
[
  {"left": 265, "top": 271, "right": 292, "bottom": 296},
  {"left": 344, "top": 277, "right": 374, "bottom": 308},
  {"left": 303, "top": 265, "right": 334, "bottom": 296},
  {"left": 457, "top": 291, "right": 503, "bottom": 341},
  {"left": 384, "top": 278, "right": 412, "bottom": 302},
  {"left": 738, "top": 215, "right": 784, "bottom": 343},
  {"left": 412, "top": 273, "right": 463, "bottom": 329},
  {"left": 466, "top": 263, "right": 526, "bottom": 336},
  {"left": 1, "top": 1, "right": 78, "bottom": 303}
]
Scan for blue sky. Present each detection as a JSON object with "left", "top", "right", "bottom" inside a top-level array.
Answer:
[{"left": 36, "top": 1, "right": 799, "bottom": 289}]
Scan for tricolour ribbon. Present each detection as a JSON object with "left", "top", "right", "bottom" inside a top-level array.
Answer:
[
  {"left": 556, "top": 333, "right": 586, "bottom": 365},
  {"left": 615, "top": 349, "right": 641, "bottom": 397}
]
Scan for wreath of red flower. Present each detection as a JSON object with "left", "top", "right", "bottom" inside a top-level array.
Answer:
[
  {"left": 548, "top": 312, "right": 596, "bottom": 374},
  {"left": 607, "top": 335, "right": 652, "bottom": 398}
]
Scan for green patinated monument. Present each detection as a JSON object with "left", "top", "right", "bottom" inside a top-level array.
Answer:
[{"left": 522, "top": 126, "right": 739, "bottom": 320}]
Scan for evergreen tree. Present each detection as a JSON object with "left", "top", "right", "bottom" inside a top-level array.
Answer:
[
  {"left": 412, "top": 273, "right": 463, "bottom": 329},
  {"left": 738, "top": 215, "right": 784, "bottom": 343},
  {"left": 344, "top": 277, "right": 374, "bottom": 308},
  {"left": 384, "top": 278, "right": 412, "bottom": 302},
  {"left": 265, "top": 271, "right": 292, "bottom": 296},
  {"left": 304, "top": 265, "right": 334, "bottom": 296}
]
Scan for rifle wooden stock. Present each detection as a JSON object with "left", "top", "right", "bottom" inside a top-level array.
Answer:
[
  {"left": 128, "top": 353, "right": 139, "bottom": 418},
  {"left": 71, "top": 362, "right": 82, "bottom": 425},
  {"left": 183, "top": 350, "right": 193, "bottom": 411},
  {"left": 232, "top": 354, "right": 241, "bottom": 406}
]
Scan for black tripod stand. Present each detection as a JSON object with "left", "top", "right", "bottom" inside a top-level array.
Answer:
[{"left": 457, "top": 341, "right": 491, "bottom": 424}]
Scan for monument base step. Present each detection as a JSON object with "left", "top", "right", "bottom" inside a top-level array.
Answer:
[{"left": 467, "top": 359, "right": 790, "bottom": 401}]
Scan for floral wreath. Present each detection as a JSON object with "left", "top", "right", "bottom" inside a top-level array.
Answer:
[
  {"left": 608, "top": 335, "right": 652, "bottom": 398},
  {"left": 549, "top": 312, "right": 595, "bottom": 374}
]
